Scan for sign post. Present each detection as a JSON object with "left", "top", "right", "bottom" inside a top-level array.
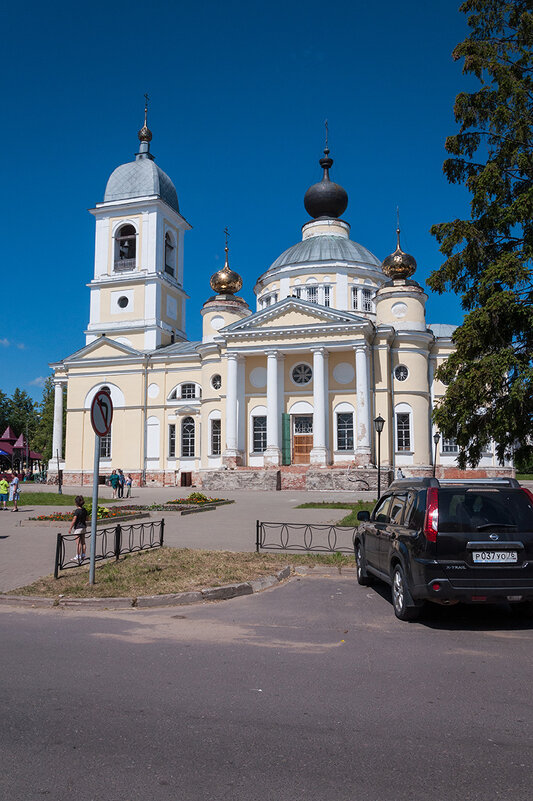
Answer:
[{"left": 89, "top": 390, "right": 113, "bottom": 585}]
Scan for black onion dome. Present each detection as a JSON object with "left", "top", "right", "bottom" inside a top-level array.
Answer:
[{"left": 304, "top": 147, "right": 348, "bottom": 219}]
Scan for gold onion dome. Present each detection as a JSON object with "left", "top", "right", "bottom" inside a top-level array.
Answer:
[
  {"left": 138, "top": 94, "right": 152, "bottom": 142},
  {"left": 381, "top": 228, "right": 417, "bottom": 279},
  {"left": 210, "top": 244, "right": 243, "bottom": 295}
]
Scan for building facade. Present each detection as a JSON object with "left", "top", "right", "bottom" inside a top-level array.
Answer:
[{"left": 49, "top": 117, "right": 511, "bottom": 489}]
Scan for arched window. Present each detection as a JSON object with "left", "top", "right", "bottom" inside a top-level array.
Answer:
[
  {"left": 181, "top": 417, "right": 195, "bottom": 457},
  {"left": 114, "top": 225, "right": 136, "bottom": 271},
  {"left": 165, "top": 232, "right": 175, "bottom": 276},
  {"left": 395, "top": 403, "right": 413, "bottom": 452},
  {"left": 181, "top": 383, "right": 198, "bottom": 400}
]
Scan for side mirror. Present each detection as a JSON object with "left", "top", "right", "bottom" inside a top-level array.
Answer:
[{"left": 357, "top": 510, "right": 370, "bottom": 522}]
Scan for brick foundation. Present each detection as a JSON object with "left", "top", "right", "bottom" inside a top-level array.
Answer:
[{"left": 51, "top": 464, "right": 515, "bottom": 490}]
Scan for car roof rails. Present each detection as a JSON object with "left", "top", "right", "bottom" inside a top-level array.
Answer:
[
  {"left": 388, "top": 478, "right": 439, "bottom": 489},
  {"left": 437, "top": 478, "right": 520, "bottom": 488}
]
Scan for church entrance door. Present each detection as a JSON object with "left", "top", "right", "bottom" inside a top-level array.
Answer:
[{"left": 292, "top": 415, "right": 313, "bottom": 464}]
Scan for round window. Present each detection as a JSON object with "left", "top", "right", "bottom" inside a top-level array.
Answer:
[
  {"left": 211, "top": 374, "right": 222, "bottom": 390},
  {"left": 292, "top": 364, "right": 313, "bottom": 384},
  {"left": 118, "top": 296, "right": 129, "bottom": 309},
  {"left": 395, "top": 365, "right": 408, "bottom": 381}
]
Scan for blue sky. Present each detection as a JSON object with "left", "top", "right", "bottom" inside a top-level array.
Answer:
[{"left": 2, "top": 0, "right": 472, "bottom": 400}]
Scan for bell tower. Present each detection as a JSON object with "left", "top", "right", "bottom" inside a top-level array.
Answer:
[{"left": 85, "top": 100, "right": 192, "bottom": 351}]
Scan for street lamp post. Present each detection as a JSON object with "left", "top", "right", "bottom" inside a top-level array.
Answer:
[
  {"left": 374, "top": 415, "right": 385, "bottom": 498},
  {"left": 433, "top": 431, "right": 441, "bottom": 478}
]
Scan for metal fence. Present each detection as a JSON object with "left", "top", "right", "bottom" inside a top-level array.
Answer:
[
  {"left": 256, "top": 521, "right": 357, "bottom": 555},
  {"left": 54, "top": 519, "right": 165, "bottom": 578}
]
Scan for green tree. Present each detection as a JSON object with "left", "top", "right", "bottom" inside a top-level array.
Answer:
[
  {"left": 33, "top": 378, "right": 63, "bottom": 464},
  {"left": 429, "top": 0, "right": 533, "bottom": 468},
  {"left": 8, "top": 388, "right": 39, "bottom": 439},
  {"left": 0, "top": 390, "right": 9, "bottom": 434}
]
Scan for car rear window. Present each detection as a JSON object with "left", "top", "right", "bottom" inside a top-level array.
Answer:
[{"left": 437, "top": 489, "right": 533, "bottom": 533}]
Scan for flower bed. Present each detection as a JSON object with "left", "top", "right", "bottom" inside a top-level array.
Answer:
[
  {"left": 29, "top": 504, "right": 135, "bottom": 522},
  {"left": 166, "top": 492, "right": 226, "bottom": 505}
]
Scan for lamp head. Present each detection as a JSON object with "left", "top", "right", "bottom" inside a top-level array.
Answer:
[{"left": 374, "top": 415, "right": 385, "bottom": 434}]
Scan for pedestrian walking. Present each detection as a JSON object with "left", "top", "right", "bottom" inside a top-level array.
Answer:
[
  {"left": 117, "top": 469, "right": 125, "bottom": 498},
  {"left": 9, "top": 473, "right": 20, "bottom": 511},
  {"left": 68, "top": 495, "right": 88, "bottom": 564},
  {"left": 109, "top": 469, "right": 119, "bottom": 499},
  {"left": 126, "top": 474, "right": 133, "bottom": 498},
  {"left": 0, "top": 476, "right": 9, "bottom": 510}
]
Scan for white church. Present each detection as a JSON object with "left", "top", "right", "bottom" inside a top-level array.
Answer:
[{"left": 48, "top": 111, "right": 510, "bottom": 490}]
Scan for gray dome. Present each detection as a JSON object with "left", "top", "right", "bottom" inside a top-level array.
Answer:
[
  {"left": 104, "top": 158, "right": 179, "bottom": 212},
  {"left": 269, "top": 235, "right": 381, "bottom": 271}
]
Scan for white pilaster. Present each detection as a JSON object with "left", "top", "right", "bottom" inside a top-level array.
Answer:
[
  {"left": 223, "top": 353, "right": 243, "bottom": 465},
  {"left": 50, "top": 380, "right": 66, "bottom": 468},
  {"left": 264, "top": 350, "right": 281, "bottom": 466},
  {"left": 310, "top": 348, "right": 328, "bottom": 464},
  {"left": 355, "top": 344, "right": 371, "bottom": 460}
]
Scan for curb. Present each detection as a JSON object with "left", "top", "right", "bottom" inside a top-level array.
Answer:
[{"left": 0, "top": 566, "right": 293, "bottom": 611}]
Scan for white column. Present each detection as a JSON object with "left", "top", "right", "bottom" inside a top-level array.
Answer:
[
  {"left": 264, "top": 350, "right": 281, "bottom": 465},
  {"left": 355, "top": 344, "right": 371, "bottom": 461},
  {"left": 223, "top": 353, "right": 242, "bottom": 465},
  {"left": 310, "top": 348, "right": 328, "bottom": 464},
  {"left": 51, "top": 380, "right": 65, "bottom": 466}
]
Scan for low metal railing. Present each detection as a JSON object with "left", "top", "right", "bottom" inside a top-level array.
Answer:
[
  {"left": 113, "top": 258, "right": 136, "bottom": 272},
  {"left": 256, "top": 521, "right": 357, "bottom": 555},
  {"left": 54, "top": 519, "right": 165, "bottom": 578}
]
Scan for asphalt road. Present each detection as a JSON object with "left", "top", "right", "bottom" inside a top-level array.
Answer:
[{"left": 2, "top": 576, "right": 533, "bottom": 801}]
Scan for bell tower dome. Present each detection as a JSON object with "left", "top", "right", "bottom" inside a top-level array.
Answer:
[{"left": 86, "top": 99, "right": 192, "bottom": 351}]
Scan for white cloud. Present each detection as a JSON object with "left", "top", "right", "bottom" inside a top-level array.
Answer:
[
  {"left": 29, "top": 376, "right": 47, "bottom": 387},
  {"left": 16, "top": 343, "right": 26, "bottom": 350},
  {"left": 0, "top": 337, "right": 9, "bottom": 347}
]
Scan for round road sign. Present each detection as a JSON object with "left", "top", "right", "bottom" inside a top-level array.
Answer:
[{"left": 90, "top": 390, "right": 113, "bottom": 437}]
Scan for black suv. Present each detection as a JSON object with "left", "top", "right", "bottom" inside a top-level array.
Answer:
[{"left": 355, "top": 478, "right": 533, "bottom": 621}]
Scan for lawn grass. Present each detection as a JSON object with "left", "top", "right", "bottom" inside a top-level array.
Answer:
[
  {"left": 517, "top": 474, "right": 533, "bottom": 481},
  {"left": 295, "top": 499, "right": 375, "bottom": 527},
  {"left": 15, "top": 493, "right": 118, "bottom": 507},
  {"left": 7, "top": 547, "right": 355, "bottom": 599}
]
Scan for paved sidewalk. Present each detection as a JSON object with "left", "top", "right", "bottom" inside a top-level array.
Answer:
[{"left": 0, "top": 486, "right": 371, "bottom": 593}]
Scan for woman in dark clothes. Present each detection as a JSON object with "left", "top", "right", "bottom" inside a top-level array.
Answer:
[{"left": 68, "top": 495, "right": 88, "bottom": 564}]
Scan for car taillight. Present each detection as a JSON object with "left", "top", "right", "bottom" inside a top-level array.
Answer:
[
  {"left": 424, "top": 487, "right": 439, "bottom": 542},
  {"left": 522, "top": 488, "right": 533, "bottom": 506}
]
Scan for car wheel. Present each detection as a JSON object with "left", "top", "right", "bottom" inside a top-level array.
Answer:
[
  {"left": 391, "top": 564, "right": 420, "bottom": 621},
  {"left": 355, "top": 544, "right": 371, "bottom": 586}
]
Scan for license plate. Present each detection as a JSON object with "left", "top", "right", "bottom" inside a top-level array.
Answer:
[{"left": 472, "top": 551, "right": 518, "bottom": 564}]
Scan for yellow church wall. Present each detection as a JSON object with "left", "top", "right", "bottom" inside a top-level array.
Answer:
[
  {"left": 408, "top": 394, "right": 431, "bottom": 464},
  {"left": 392, "top": 349, "right": 429, "bottom": 393},
  {"left": 327, "top": 352, "right": 355, "bottom": 391},
  {"left": 373, "top": 345, "right": 390, "bottom": 389},
  {"left": 160, "top": 285, "right": 183, "bottom": 330},
  {"left": 259, "top": 310, "right": 329, "bottom": 328},
  {"left": 244, "top": 355, "right": 266, "bottom": 394},
  {"left": 96, "top": 284, "right": 146, "bottom": 323}
]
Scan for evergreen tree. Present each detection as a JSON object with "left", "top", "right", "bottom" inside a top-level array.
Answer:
[
  {"left": 429, "top": 0, "right": 533, "bottom": 468},
  {"left": 33, "top": 378, "right": 61, "bottom": 464},
  {"left": 0, "top": 390, "right": 9, "bottom": 434},
  {"left": 7, "top": 388, "right": 39, "bottom": 439}
]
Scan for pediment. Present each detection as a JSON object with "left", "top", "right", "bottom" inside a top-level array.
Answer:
[
  {"left": 222, "top": 298, "right": 367, "bottom": 334},
  {"left": 62, "top": 336, "right": 141, "bottom": 363}
]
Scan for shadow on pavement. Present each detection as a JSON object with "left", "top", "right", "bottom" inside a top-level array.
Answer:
[{"left": 368, "top": 580, "right": 533, "bottom": 631}]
